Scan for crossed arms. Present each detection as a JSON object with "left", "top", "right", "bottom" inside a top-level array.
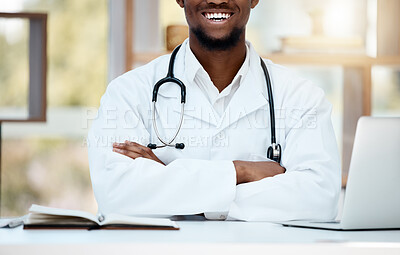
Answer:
[{"left": 113, "top": 141, "right": 286, "bottom": 185}]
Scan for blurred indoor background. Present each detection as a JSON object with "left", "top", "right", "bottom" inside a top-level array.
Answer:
[{"left": 0, "top": 0, "right": 399, "bottom": 216}]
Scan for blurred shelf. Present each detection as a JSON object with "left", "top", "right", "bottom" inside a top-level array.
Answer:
[
  {"left": 0, "top": 118, "right": 46, "bottom": 123},
  {"left": 133, "top": 52, "right": 169, "bottom": 64},
  {"left": 267, "top": 54, "right": 400, "bottom": 66},
  {"left": 0, "top": 12, "right": 47, "bottom": 19}
]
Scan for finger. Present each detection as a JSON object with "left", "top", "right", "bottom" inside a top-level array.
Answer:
[
  {"left": 113, "top": 147, "right": 164, "bottom": 165},
  {"left": 115, "top": 142, "right": 155, "bottom": 161},
  {"left": 124, "top": 141, "right": 165, "bottom": 165},
  {"left": 113, "top": 148, "right": 148, "bottom": 160},
  {"left": 124, "top": 140, "right": 147, "bottom": 150},
  {"left": 115, "top": 141, "right": 165, "bottom": 165},
  {"left": 113, "top": 141, "right": 143, "bottom": 146},
  {"left": 123, "top": 141, "right": 155, "bottom": 158},
  {"left": 112, "top": 142, "right": 125, "bottom": 149},
  {"left": 113, "top": 142, "right": 145, "bottom": 154}
]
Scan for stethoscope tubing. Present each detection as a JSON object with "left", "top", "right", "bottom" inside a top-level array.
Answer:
[
  {"left": 148, "top": 44, "right": 281, "bottom": 162},
  {"left": 148, "top": 45, "right": 186, "bottom": 149},
  {"left": 152, "top": 102, "right": 185, "bottom": 148},
  {"left": 260, "top": 57, "right": 276, "bottom": 145}
]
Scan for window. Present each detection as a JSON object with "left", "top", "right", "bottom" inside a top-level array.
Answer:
[{"left": 0, "top": 0, "right": 107, "bottom": 216}]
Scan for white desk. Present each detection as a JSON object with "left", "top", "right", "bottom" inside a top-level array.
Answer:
[{"left": 0, "top": 221, "right": 399, "bottom": 255}]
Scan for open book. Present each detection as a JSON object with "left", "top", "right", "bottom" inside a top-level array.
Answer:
[{"left": 24, "top": 204, "right": 179, "bottom": 230}]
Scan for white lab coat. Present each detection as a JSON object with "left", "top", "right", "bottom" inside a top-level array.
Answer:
[{"left": 88, "top": 39, "right": 341, "bottom": 221}]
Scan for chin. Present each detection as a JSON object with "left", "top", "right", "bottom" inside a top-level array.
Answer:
[{"left": 191, "top": 26, "right": 243, "bottom": 51}]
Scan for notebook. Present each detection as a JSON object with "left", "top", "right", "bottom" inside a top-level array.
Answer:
[
  {"left": 23, "top": 204, "right": 179, "bottom": 230},
  {"left": 281, "top": 117, "right": 400, "bottom": 230}
]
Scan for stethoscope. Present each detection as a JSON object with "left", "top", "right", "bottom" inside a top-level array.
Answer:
[{"left": 147, "top": 45, "right": 282, "bottom": 163}]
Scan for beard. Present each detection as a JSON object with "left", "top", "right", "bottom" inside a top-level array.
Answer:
[{"left": 191, "top": 26, "right": 244, "bottom": 51}]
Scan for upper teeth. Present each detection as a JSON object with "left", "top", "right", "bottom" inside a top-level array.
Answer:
[{"left": 205, "top": 13, "right": 231, "bottom": 20}]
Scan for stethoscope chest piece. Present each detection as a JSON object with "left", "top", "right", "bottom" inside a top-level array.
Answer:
[{"left": 267, "top": 143, "right": 281, "bottom": 163}]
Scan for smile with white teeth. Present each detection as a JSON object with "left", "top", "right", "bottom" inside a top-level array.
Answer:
[{"left": 204, "top": 12, "right": 232, "bottom": 22}]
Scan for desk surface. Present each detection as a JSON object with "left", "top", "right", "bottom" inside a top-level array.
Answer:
[{"left": 1, "top": 221, "right": 400, "bottom": 255}]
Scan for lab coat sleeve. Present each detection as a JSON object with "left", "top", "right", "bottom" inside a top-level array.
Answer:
[
  {"left": 227, "top": 84, "right": 341, "bottom": 222},
  {"left": 88, "top": 76, "right": 236, "bottom": 216}
]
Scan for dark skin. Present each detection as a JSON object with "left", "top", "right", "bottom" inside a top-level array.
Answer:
[
  {"left": 178, "top": 0, "right": 252, "bottom": 91},
  {"left": 113, "top": 0, "right": 285, "bottom": 184}
]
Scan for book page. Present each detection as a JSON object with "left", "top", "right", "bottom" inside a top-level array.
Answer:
[
  {"left": 0, "top": 215, "right": 27, "bottom": 228},
  {"left": 29, "top": 204, "right": 99, "bottom": 224},
  {"left": 101, "top": 213, "right": 178, "bottom": 228}
]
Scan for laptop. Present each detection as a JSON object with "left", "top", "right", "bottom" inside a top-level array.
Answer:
[{"left": 282, "top": 117, "right": 400, "bottom": 231}]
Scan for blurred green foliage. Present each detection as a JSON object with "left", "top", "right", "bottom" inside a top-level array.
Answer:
[
  {"left": 2, "top": 138, "right": 97, "bottom": 216},
  {"left": 0, "top": 19, "right": 29, "bottom": 107}
]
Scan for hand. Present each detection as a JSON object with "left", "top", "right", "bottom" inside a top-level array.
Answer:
[
  {"left": 113, "top": 141, "right": 165, "bottom": 165},
  {"left": 233, "top": 161, "right": 286, "bottom": 185}
]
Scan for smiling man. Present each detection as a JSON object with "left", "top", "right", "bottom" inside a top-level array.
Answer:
[{"left": 88, "top": 0, "right": 341, "bottom": 221}]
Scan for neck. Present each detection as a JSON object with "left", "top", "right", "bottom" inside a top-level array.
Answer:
[{"left": 189, "top": 33, "right": 247, "bottom": 92}]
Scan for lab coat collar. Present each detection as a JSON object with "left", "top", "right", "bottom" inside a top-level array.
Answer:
[
  {"left": 184, "top": 41, "right": 202, "bottom": 84},
  {"left": 171, "top": 39, "right": 219, "bottom": 126},
  {"left": 184, "top": 40, "right": 251, "bottom": 88},
  {"left": 161, "top": 39, "right": 269, "bottom": 129}
]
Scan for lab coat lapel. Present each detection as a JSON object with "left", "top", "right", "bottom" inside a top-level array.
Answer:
[
  {"left": 161, "top": 39, "right": 269, "bottom": 129},
  {"left": 217, "top": 52, "right": 269, "bottom": 132},
  {"left": 178, "top": 81, "right": 219, "bottom": 126},
  {"left": 170, "top": 40, "right": 218, "bottom": 127},
  {"left": 158, "top": 81, "right": 219, "bottom": 127}
]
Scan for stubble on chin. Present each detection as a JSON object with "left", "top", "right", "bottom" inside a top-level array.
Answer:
[{"left": 191, "top": 26, "right": 244, "bottom": 51}]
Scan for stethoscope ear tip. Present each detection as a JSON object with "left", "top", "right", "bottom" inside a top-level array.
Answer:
[{"left": 147, "top": 143, "right": 185, "bottom": 149}]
